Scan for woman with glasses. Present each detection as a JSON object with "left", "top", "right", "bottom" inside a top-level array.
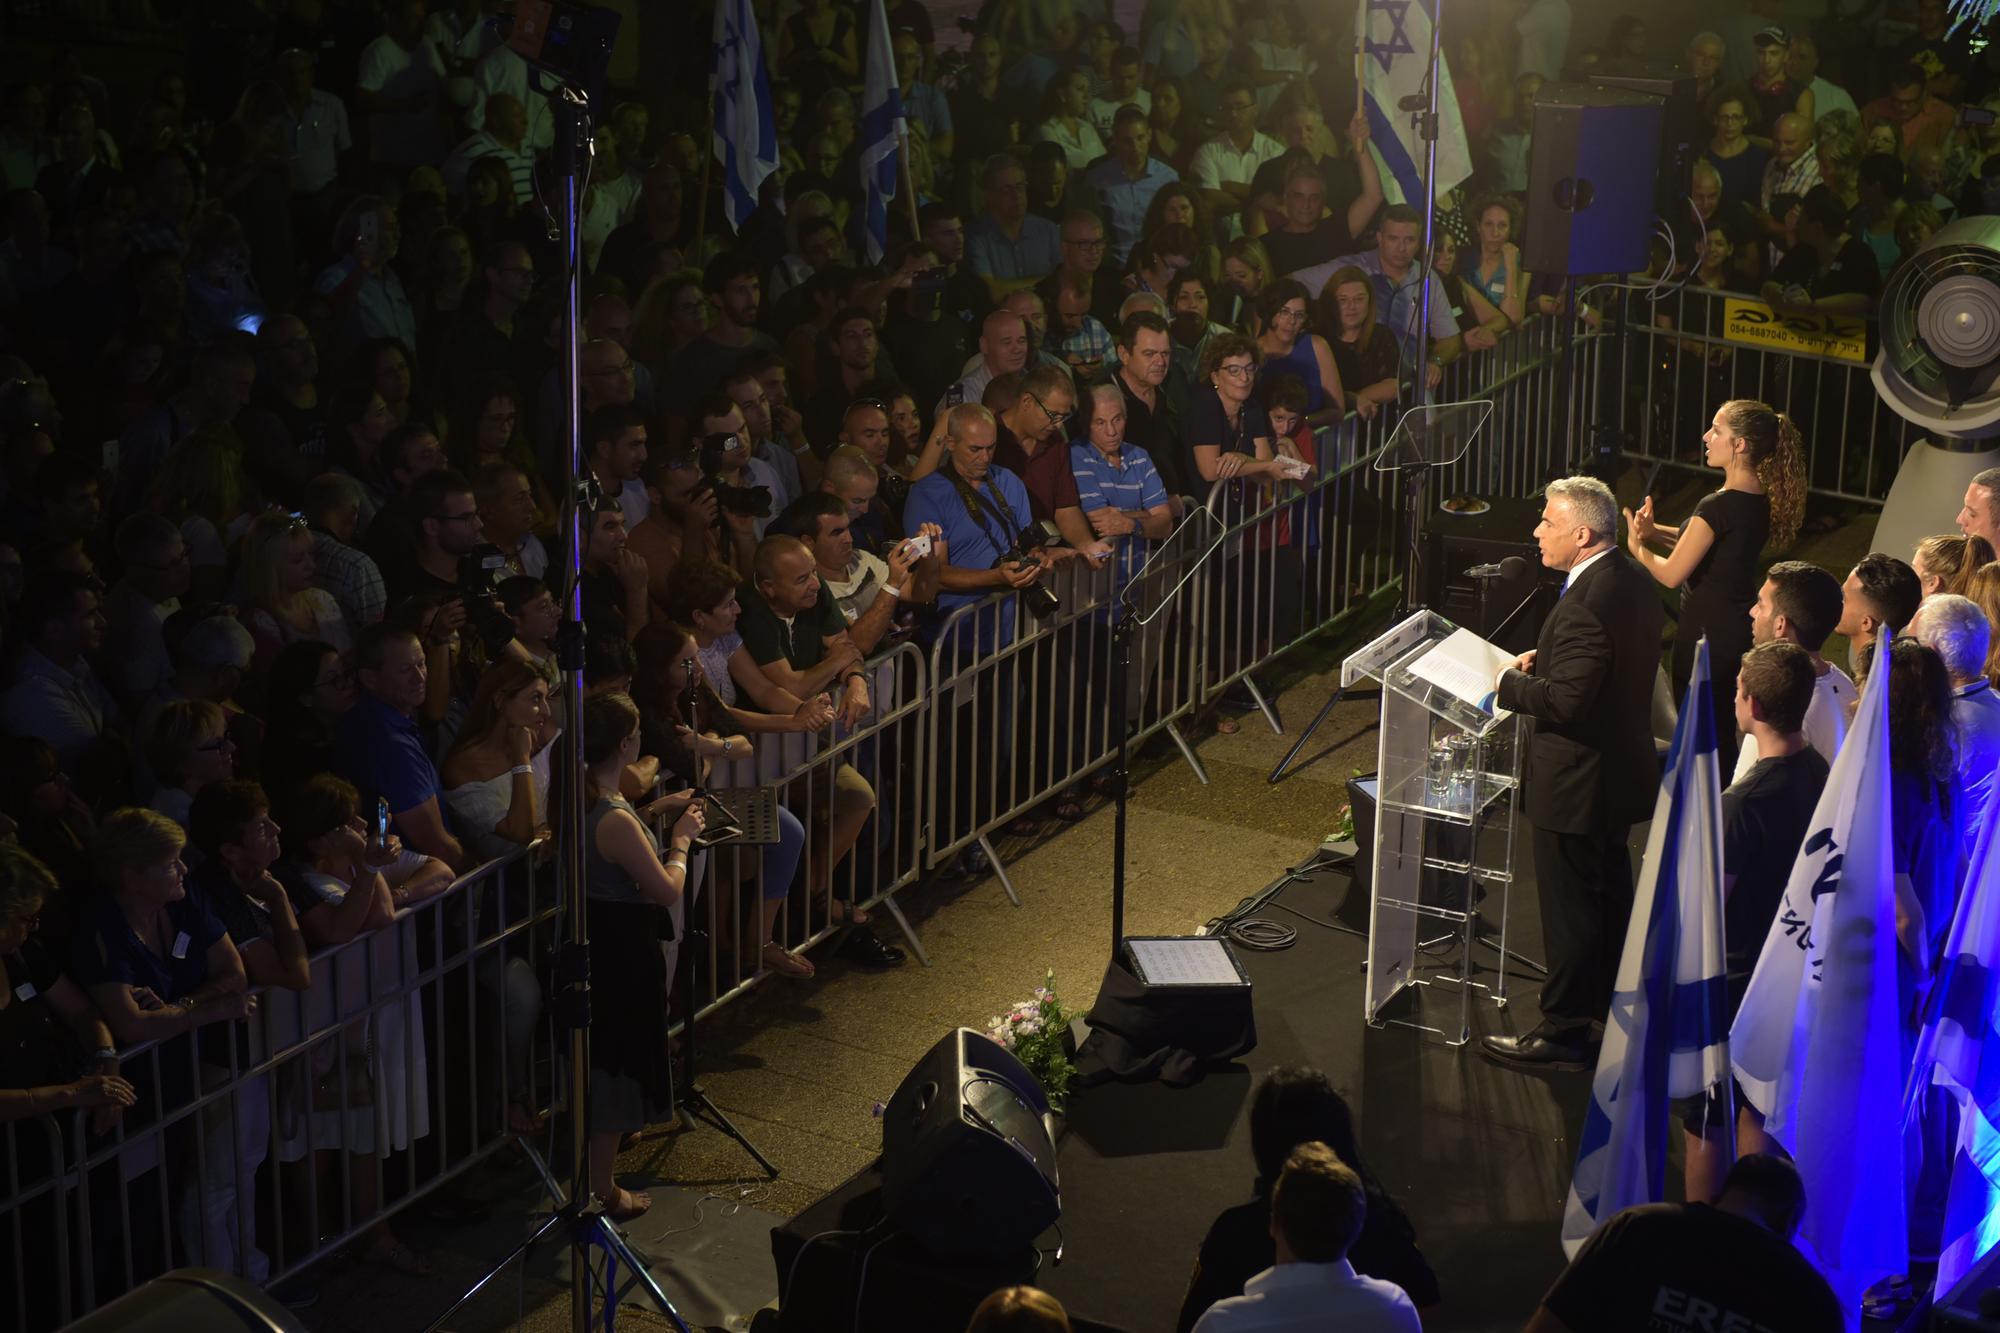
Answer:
[
  {"left": 1702, "top": 92, "right": 1770, "bottom": 208},
  {"left": 1250, "top": 280, "right": 1343, "bottom": 416},
  {"left": 446, "top": 373, "right": 557, "bottom": 532},
  {"left": 260, "top": 639, "right": 356, "bottom": 818},
  {"left": 144, "top": 699, "right": 236, "bottom": 835}
]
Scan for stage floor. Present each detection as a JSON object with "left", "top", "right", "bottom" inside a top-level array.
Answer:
[{"left": 1042, "top": 857, "right": 1595, "bottom": 1333}]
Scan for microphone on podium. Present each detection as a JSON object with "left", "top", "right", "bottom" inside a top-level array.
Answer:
[{"left": 1466, "top": 555, "right": 1531, "bottom": 580}]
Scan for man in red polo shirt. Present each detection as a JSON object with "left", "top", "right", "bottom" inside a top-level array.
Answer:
[{"left": 991, "top": 364, "right": 1113, "bottom": 566}]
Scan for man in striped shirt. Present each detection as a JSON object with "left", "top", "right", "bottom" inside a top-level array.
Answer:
[{"left": 442, "top": 93, "right": 537, "bottom": 205}]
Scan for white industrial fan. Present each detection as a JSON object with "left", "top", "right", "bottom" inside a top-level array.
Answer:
[{"left": 1870, "top": 216, "right": 2000, "bottom": 560}]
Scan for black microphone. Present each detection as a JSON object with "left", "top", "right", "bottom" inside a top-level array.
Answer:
[{"left": 1467, "top": 555, "right": 1530, "bottom": 579}]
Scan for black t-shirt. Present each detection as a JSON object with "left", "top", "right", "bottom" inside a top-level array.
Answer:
[
  {"left": 1250, "top": 150, "right": 1364, "bottom": 218},
  {"left": 1722, "top": 748, "right": 1829, "bottom": 992},
  {"left": 1770, "top": 235, "right": 1881, "bottom": 303},
  {"left": 1681, "top": 489, "right": 1770, "bottom": 630},
  {"left": 737, "top": 582, "right": 848, "bottom": 673},
  {"left": 1118, "top": 372, "right": 1194, "bottom": 501},
  {"left": 0, "top": 938, "right": 70, "bottom": 1092},
  {"left": 1183, "top": 384, "right": 1271, "bottom": 455},
  {"left": 1175, "top": 1188, "right": 1441, "bottom": 1330},
  {"left": 1542, "top": 1203, "right": 1842, "bottom": 1333},
  {"left": 1329, "top": 325, "right": 1401, "bottom": 392},
  {"left": 1262, "top": 219, "right": 1354, "bottom": 280}
]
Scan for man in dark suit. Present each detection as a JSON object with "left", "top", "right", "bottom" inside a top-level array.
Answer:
[{"left": 1486, "top": 477, "right": 1665, "bottom": 1070}]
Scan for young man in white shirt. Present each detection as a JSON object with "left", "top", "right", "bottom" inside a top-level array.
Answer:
[
  {"left": 1193, "top": 1143, "right": 1420, "bottom": 1332},
  {"left": 1733, "top": 559, "right": 1855, "bottom": 783}
]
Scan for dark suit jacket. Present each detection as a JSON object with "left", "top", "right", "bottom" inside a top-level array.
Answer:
[{"left": 1496, "top": 549, "right": 1664, "bottom": 835}]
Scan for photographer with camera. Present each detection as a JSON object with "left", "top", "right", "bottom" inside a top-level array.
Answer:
[
  {"left": 694, "top": 394, "right": 785, "bottom": 542},
  {"left": 627, "top": 446, "right": 726, "bottom": 590},
  {"left": 992, "top": 365, "right": 1115, "bottom": 568}
]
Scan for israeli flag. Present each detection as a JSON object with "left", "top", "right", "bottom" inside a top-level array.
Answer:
[
  {"left": 1731, "top": 633, "right": 1907, "bottom": 1329},
  {"left": 709, "top": 0, "right": 778, "bottom": 230},
  {"left": 1907, "top": 779, "right": 2000, "bottom": 1300},
  {"left": 859, "top": 0, "right": 906, "bottom": 264},
  {"left": 1562, "top": 638, "right": 1729, "bottom": 1257},
  {"left": 1357, "top": 0, "right": 1473, "bottom": 205}
]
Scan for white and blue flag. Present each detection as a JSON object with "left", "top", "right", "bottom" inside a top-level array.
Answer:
[
  {"left": 859, "top": 0, "right": 906, "bottom": 264},
  {"left": 1731, "top": 633, "right": 1907, "bottom": 1329},
  {"left": 709, "top": 0, "right": 778, "bottom": 231},
  {"left": 1562, "top": 638, "right": 1729, "bottom": 1257},
  {"left": 1357, "top": 0, "right": 1473, "bottom": 205},
  {"left": 1907, "top": 779, "right": 2000, "bottom": 1300}
]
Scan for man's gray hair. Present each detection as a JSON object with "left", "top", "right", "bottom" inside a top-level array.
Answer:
[
  {"left": 1912, "top": 593, "right": 1992, "bottom": 682},
  {"left": 946, "top": 402, "right": 996, "bottom": 441},
  {"left": 1119, "top": 291, "right": 1167, "bottom": 322},
  {"left": 1545, "top": 476, "right": 1618, "bottom": 545},
  {"left": 1690, "top": 30, "right": 1724, "bottom": 52}
]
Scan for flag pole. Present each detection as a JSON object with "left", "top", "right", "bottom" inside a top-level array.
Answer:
[
  {"left": 896, "top": 124, "right": 921, "bottom": 240},
  {"left": 693, "top": 92, "right": 716, "bottom": 261}
]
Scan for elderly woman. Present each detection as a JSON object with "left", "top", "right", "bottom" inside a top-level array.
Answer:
[{"left": 71, "top": 809, "right": 259, "bottom": 1280}]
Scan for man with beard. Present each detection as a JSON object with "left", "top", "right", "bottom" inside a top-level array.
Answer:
[{"left": 664, "top": 251, "right": 778, "bottom": 421}]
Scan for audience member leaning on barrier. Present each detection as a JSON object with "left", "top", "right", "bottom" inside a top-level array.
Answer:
[
  {"left": 0, "top": 843, "right": 135, "bottom": 1332},
  {"left": 632, "top": 621, "right": 831, "bottom": 981},
  {"left": 273, "top": 773, "right": 453, "bottom": 1276},
  {"left": 72, "top": 809, "right": 258, "bottom": 1282}
]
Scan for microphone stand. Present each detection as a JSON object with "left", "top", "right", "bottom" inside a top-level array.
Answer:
[{"left": 672, "top": 659, "right": 776, "bottom": 1176}]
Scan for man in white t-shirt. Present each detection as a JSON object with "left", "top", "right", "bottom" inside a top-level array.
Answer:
[
  {"left": 785, "top": 487, "right": 940, "bottom": 655},
  {"left": 1733, "top": 560, "right": 1856, "bottom": 783},
  {"left": 356, "top": 0, "right": 448, "bottom": 178}
]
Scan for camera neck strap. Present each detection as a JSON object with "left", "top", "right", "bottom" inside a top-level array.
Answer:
[{"left": 941, "top": 459, "right": 1023, "bottom": 553}]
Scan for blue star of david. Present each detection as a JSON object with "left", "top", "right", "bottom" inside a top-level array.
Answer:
[{"left": 1364, "top": 0, "right": 1415, "bottom": 74}]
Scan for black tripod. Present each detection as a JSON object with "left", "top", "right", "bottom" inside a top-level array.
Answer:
[{"left": 671, "top": 662, "right": 779, "bottom": 1178}]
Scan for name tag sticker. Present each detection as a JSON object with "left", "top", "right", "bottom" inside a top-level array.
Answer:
[
  {"left": 13, "top": 981, "right": 36, "bottom": 1002},
  {"left": 172, "top": 932, "right": 191, "bottom": 960}
]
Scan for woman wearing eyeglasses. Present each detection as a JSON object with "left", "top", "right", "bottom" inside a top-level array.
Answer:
[
  {"left": 1250, "top": 280, "right": 1344, "bottom": 417},
  {"left": 1702, "top": 93, "right": 1769, "bottom": 209}
]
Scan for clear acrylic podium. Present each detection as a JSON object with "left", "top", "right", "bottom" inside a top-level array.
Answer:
[{"left": 1342, "top": 610, "right": 1523, "bottom": 1045}]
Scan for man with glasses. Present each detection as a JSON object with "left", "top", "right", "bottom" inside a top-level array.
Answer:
[
  {"left": 994, "top": 365, "right": 1114, "bottom": 564},
  {"left": 388, "top": 467, "right": 484, "bottom": 606},
  {"left": 1190, "top": 80, "right": 1285, "bottom": 231},
  {"left": 537, "top": 327, "right": 653, "bottom": 460},
  {"left": 103, "top": 513, "right": 190, "bottom": 710},
  {"left": 967, "top": 151, "right": 1064, "bottom": 302},
  {"left": 1862, "top": 61, "right": 1957, "bottom": 155},
  {"left": 1036, "top": 211, "right": 1127, "bottom": 334},
  {"left": 1085, "top": 108, "right": 1177, "bottom": 266}
]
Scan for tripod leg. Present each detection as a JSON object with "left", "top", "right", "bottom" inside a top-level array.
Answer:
[
  {"left": 581, "top": 1217, "right": 696, "bottom": 1333},
  {"left": 681, "top": 1089, "right": 780, "bottom": 1179},
  {"left": 1267, "top": 677, "right": 1353, "bottom": 783}
]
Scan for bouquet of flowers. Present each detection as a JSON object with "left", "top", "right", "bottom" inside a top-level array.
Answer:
[{"left": 986, "top": 970, "right": 1078, "bottom": 1110}]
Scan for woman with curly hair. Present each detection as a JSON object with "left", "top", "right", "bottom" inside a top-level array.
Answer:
[
  {"left": 1623, "top": 399, "right": 1805, "bottom": 772},
  {"left": 1140, "top": 181, "right": 1219, "bottom": 284}
]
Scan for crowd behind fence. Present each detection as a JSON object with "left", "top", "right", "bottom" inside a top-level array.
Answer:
[{"left": 0, "top": 308, "right": 1890, "bottom": 1327}]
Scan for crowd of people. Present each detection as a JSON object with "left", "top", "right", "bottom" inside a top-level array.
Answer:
[{"left": 0, "top": 0, "right": 1996, "bottom": 1326}]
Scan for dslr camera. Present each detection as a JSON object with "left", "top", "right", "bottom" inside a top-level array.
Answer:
[
  {"left": 994, "top": 519, "right": 1063, "bottom": 618},
  {"left": 458, "top": 544, "right": 519, "bottom": 656},
  {"left": 699, "top": 430, "right": 773, "bottom": 518}
]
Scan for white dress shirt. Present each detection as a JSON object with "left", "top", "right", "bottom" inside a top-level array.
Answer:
[{"left": 1191, "top": 1260, "right": 1421, "bottom": 1333}]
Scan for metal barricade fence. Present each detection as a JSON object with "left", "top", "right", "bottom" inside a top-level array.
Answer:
[
  {"left": 0, "top": 844, "right": 564, "bottom": 1329},
  {"left": 1574, "top": 283, "right": 1907, "bottom": 504},
  {"left": 645, "top": 639, "right": 935, "bottom": 993}
]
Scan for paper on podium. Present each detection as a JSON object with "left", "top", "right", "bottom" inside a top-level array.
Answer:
[{"left": 1406, "top": 627, "right": 1514, "bottom": 716}]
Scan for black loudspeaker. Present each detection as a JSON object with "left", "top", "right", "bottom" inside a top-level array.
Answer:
[
  {"left": 879, "top": 1027, "right": 1061, "bottom": 1260},
  {"left": 1579, "top": 59, "right": 1699, "bottom": 211},
  {"left": 1522, "top": 84, "right": 1666, "bottom": 276}
]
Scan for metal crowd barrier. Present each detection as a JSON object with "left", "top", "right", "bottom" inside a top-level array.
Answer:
[
  {"left": 1, "top": 844, "right": 563, "bottom": 1331},
  {"left": 1574, "top": 283, "right": 1908, "bottom": 504}
]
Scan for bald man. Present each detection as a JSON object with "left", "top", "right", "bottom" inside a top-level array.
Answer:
[
  {"left": 1757, "top": 113, "right": 1822, "bottom": 230},
  {"left": 443, "top": 91, "right": 536, "bottom": 201},
  {"left": 937, "top": 308, "right": 1031, "bottom": 418}
]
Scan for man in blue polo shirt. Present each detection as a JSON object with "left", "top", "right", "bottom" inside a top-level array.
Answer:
[
  {"left": 333, "top": 622, "right": 466, "bottom": 871},
  {"left": 1085, "top": 108, "right": 1178, "bottom": 266},
  {"left": 965, "top": 152, "right": 1063, "bottom": 302},
  {"left": 904, "top": 403, "right": 1049, "bottom": 651}
]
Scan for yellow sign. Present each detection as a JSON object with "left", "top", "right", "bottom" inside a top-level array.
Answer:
[{"left": 1720, "top": 298, "right": 1869, "bottom": 365}]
